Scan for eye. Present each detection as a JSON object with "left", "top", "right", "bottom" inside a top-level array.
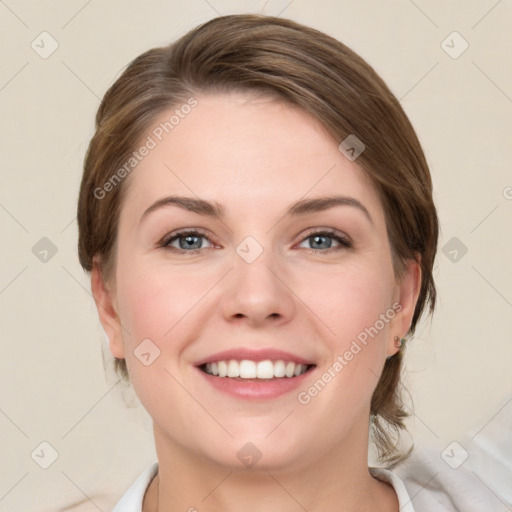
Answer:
[
  {"left": 160, "top": 230, "right": 214, "bottom": 252},
  {"left": 297, "top": 229, "right": 352, "bottom": 252},
  {"left": 158, "top": 228, "right": 351, "bottom": 254}
]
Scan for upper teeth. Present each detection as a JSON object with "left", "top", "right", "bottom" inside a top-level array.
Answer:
[{"left": 203, "top": 360, "right": 309, "bottom": 379}]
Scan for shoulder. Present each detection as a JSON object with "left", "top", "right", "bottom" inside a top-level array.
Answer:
[{"left": 388, "top": 445, "right": 508, "bottom": 511}]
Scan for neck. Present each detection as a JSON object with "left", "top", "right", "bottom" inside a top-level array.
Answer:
[{"left": 143, "top": 424, "right": 398, "bottom": 512}]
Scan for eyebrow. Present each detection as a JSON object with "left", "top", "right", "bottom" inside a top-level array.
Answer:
[{"left": 140, "top": 195, "right": 373, "bottom": 225}]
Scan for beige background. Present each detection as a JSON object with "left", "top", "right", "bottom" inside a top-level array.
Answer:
[{"left": 1, "top": 0, "right": 511, "bottom": 510}]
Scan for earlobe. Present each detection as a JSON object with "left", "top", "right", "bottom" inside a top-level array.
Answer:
[{"left": 90, "top": 257, "right": 125, "bottom": 359}]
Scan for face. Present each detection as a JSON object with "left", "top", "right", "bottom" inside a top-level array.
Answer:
[{"left": 93, "top": 92, "right": 420, "bottom": 472}]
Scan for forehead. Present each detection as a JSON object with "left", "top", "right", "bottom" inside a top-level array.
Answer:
[{"left": 121, "top": 92, "right": 384, "bottom": 225}]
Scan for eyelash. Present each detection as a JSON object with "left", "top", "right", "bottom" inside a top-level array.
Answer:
[{"left": 158, "top": 228, "right": 352, "bottom": 254}]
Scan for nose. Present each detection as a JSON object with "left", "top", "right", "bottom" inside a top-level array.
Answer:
[{"left": 219, "top": 248, "right": 296, "bottom": 328}]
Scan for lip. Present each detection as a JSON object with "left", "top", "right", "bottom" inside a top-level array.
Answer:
[
  {"left": 193, "top": 348, "right": 315, "bottom": 367},
  {"left": 195, "top": 364, "right": 316, "bottom": 401}
]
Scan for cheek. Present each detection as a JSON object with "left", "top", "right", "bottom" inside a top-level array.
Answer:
[
  {"left": 115, "top": 256, "right": 201, "bottom": 337},
  {"left": 294, "top": 267, "right": 393, "bottom": 420},
  {"left": 295, "top": 261, "right": 393, "bottom": 343},
  {"left": 114, "top": 256, "right": 217, "bottom": 385},
  {"left": 113, "top": 266, "right": 182, "bottom": 407},
  {"left": 294, "top": 261, "right": 394, "bottom": 403}
]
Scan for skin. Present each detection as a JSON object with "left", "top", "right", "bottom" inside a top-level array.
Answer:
[{"left": 92, "top": 92, "right": 421, "bottom": 512}]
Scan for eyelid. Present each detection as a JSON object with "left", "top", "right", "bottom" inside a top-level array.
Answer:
[
  {"left": 159, "top": 228, "right": 217, "bottom": 250},
  {"left": 298, "top": 227, "right": 354, "bottom": 254},
  {"left": 299, "top": 226, "right": 350, "bottom": 239},
  {"left": 296, "top": 227, "right": 351, "bottom": 245}
]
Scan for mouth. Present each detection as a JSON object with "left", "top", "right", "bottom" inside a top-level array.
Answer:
[
  {"left": 199, "top": 359, "right": 316, "bottom": 380},
  {"left": 193, "top": 348, "right": 317, "bottom": 400}
]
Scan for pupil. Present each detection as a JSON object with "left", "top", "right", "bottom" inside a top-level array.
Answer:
[
  {"left": 312, "top": 235, "right": 331, "bottom": 249},
  {"left": 180, "top": 235, "right": 201, "bottom": 249}
]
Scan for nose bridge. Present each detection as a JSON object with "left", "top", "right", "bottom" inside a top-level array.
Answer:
[{"left": 220, "top": 237, "right": 295, "bottom": 324}]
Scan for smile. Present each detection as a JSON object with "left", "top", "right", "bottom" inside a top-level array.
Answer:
[
  {"left": 200, "top": 359, "right": 313, "bottom": 379},
  {"left": 194, "top": 348, "right": 317, "bottom": 400}
]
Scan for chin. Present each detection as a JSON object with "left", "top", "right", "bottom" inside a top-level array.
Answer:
[{"left": 198, "top": 426, "right": 307, "bottom": 472}]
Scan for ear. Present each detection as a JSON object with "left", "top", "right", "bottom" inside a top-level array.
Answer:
[
  {"left": 387, "top": 256, "right": 422, "bottom": 358},
  {"left": 90, "top": 257, "right": 125, "bottom": 359}
]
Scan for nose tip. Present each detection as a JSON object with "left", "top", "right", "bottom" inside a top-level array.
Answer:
[{"left": 220, "top": 253, "right": 295, "bottom": 327}]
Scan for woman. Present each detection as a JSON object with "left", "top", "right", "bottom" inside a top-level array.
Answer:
[{"left": 78, "top": 14, "right": 439, "bottom": 511}]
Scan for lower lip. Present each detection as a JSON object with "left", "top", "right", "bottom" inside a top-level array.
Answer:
[{"left": 196, "top": 366, "right": 315, "bottom": 401}]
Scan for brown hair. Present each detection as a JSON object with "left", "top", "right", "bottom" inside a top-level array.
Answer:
[{"left": 77, "top": 14, "right": 438, "bottom": 466}]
